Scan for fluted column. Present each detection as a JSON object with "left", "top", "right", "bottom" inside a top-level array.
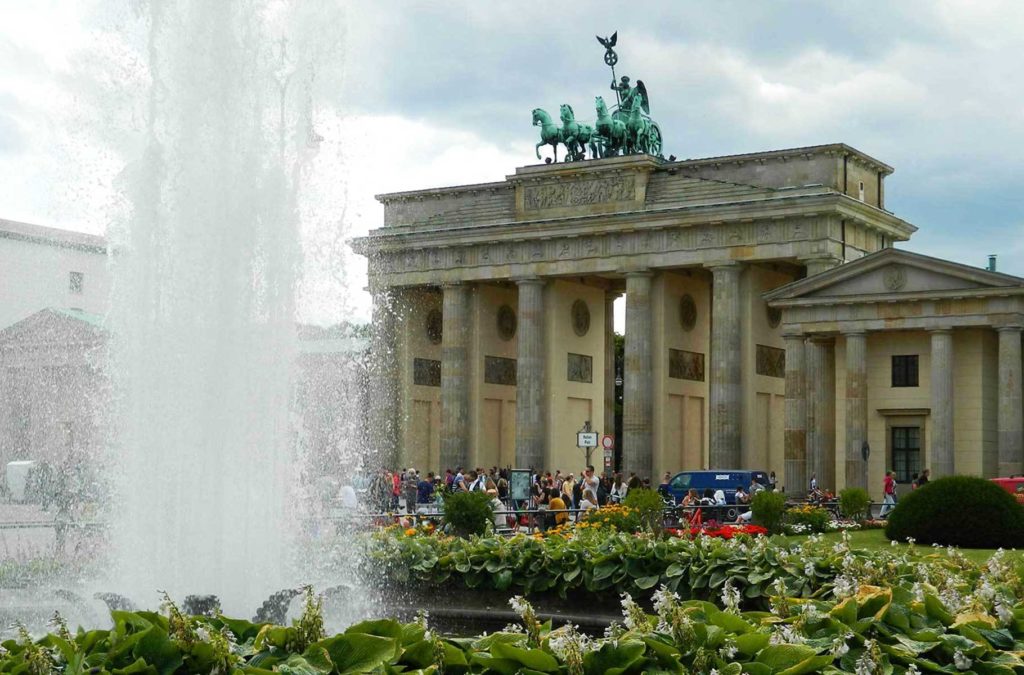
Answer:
[
  {"left": 368, "top": 288, "right": 400, "bottom": 468},
  {"left": 440, "top": 283, "right": 470, "bottom": 471},
  {"left": 784, "top": 334, "right": 807, "bottom": 495},
  {"left": 844, "top": 332, "right": 869, "bottom": 490},
  {"left": 515, "top": 278, "right": 546, "bottom": 471},
  {"left": 604, "top": 291, "right": 620, "bottom": 457},
  {"left": 708, "top": 262, "right": 742, "bottom": 468},
  {"left": 998, "top": 326, "right": 1024, "bottom": 476},
  {"left": 623, "top": 272, "right": 653, "bottom": 479},
  {"left": 930, "top": 329, "right": 955, "bottom": 477},
  {"left": 806, "top": 336, "right": 836, "bottom": 491}
]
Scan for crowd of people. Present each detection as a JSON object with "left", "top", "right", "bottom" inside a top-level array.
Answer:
[{"left": 365, "top": 465, "right": 652, "bottom": 515}]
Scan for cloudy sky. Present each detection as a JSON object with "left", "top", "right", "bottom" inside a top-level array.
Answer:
[{"left": 1, "top": 1, "right": 1023, "bottom": 325}]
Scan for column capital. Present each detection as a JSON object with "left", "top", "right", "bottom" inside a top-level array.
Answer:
[
  {"left": 439, "top": 281, "right": 467, "bottom": 290},
  {"left": 514, "top": 277, "right": 546, "bottom": 287},
  {"left": 806, "top": 334, "right": 836, "bottom": 345},
  {"left": 621, "top": 268, "right": 654, "bottom": 278},
  {"left": 704, "top": 260, "right": 743, "bottom": 271},
  {"left": 996, "top": 325, "right": 1024, "bottom": 333},
  {"left": 605, "top": 289, "right": 623, "bottom": 301},
  {"left": 842, "top": 330, "right": 867, "bottom": 337},
  {"left": 929, "top": 328, "right": 953, "bottom": 335},
  {"left": 782, "top": 332, "right": 806, "bottom": 342}
]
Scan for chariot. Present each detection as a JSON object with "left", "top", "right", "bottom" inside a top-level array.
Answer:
[{"left": 532, "top": 32, "right": 665, "bottom": 163}]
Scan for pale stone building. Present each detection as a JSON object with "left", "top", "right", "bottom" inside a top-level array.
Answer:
[
  {"left": 355, "top": 144, "right": 1024, "bottom": 497},
  {"left": 0, "top": 219, "right": 110, "bottom": 331}
]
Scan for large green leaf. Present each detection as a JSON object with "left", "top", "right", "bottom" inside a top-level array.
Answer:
[
  {"left": 583, "top": 640, "right": 647, "bottom": 675},
  {"left": 316, "top": 633, "right": 397, "bottom": 673},
  {"left": 755, "top": 644, "right": 822, "bottom": 671},
  {"left": 490, "top": 642, "right": 559, "bottom": 672}
]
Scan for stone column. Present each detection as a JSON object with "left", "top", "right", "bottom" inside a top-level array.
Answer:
[
  {"left": 803, "top": 256, "right": 843, "bottom": 277},
  {"left": 806, "top": 336, "right": 836, "bottom": 491},
  {"left": 440, "top": 283, "right": 470, "bottom": 471},
  {"left": 998, "top": 326, "right": 1024, "bottom": 476},
  {"left": 708, "top": 262, "right": 742, "bottom": 468},
  {"left": 623, "top": 272, "right": 653, "bottom": 479},
  {"left": 929, "top": 329, "right": 955, "bottom": 477},
  {"left": 844, "top": 332, "right": 869, "bottom": 490},
  {"left": 515, "top": 278, "right": 546, "bottom": 472},
  {"left": 604, "top": 291, "right": 620, "bottom": 456},
  {"left": 784, "top": 334, "right": 807, "bottom": 495},
  {"left": 368, "top": 288, "right": 400, "bottom": 468}
]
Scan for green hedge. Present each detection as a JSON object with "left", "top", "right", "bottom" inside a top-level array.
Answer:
[
  {"left": 362, "top": 526, "right": 973, "bottom": 606},
  {"left": 885, "top": 475, "right": 1024, "bottom": 548}
]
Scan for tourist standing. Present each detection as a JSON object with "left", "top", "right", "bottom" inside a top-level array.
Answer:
[
  {"left": 809, "top": 473, "right": 818, "bottom": 493},
  {"left": 561, "top": 473, "right": 575, "bottom": 508},
  {"left": 416, "top": 472, "right": 435, "bottom": 507},
  {"left": 917, "top": 468, "right": 930, "bottom": 486},
  {"left": 610, "top": 472, "right": 628, "bottom": 503},
  {"left": 768, "top": 471, "right": 778, "bottom": 491},
  {"left": 583, "top": 466, "right": 600, "bottom": 500},
  {"left": 403, "top": 469, "right": 418, "bottom": 513},
  {"left": 880, "top": 470, "right": 898, "bottom": 518}
]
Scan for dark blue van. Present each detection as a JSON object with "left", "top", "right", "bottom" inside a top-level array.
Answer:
[{"left": 666, "top": 470, "right": 769, "bottom": 506}]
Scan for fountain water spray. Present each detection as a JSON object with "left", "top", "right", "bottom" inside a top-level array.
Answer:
[{"left": 107, "top": 0, "right": 331, "bottom": 615}]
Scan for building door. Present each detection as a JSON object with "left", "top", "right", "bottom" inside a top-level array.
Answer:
[{"left": 891, "top": 426, "right": 921, "bottom": 484}]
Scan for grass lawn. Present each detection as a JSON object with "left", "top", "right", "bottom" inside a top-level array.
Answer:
[{"left": 777, "top": 527, "right": 1021, "bottom": 565}]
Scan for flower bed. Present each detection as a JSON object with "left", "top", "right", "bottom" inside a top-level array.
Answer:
[
  {"left": 665, "top": 524, "right": 768, "bottom": 539},
  {"left": 361, "top": 526, "right": 988, "bottom": 609},
  {"left": 7, "top": 561, "right": 1024, "bottom": 675}
]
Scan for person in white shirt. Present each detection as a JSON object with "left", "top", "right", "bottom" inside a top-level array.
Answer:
[
  {"left": 579, "top": 489, "right": 599, "bottom": 513},
  {"left": 713, "top": 488, "right": 727, "bottom": 505}
]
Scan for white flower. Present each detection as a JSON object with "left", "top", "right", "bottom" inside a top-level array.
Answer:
[
  {"left": 509, "top": 596, "right": 529, "bottom": 615},
  {"left": 769, "top": 624, "right": 804, "bottom": 645},
  {"left": 854, "top": 639, "right": 877, "bottom": 675},
  {"left": 832, "top": 574, "right": 858, "bottom": 599},
  {"left": 804, "top": 561, "right": 816, "bottom": 577},
  {"left": 830, "top": 634, "right": 850, "bottom": 658},
  {"left": 719, "top": 640, "right": 738, "bottom": 660},
  {"left": 953, "top": 648, "right": 972, "bottom": 671},
  {"left": 196, "top": 627, "right": 211, "bottom": 642},
  {"left": 721, "top": 580, "right": 741, "bottom": 614},
  {"left": 996, "top": 602, "right": 1014, "bottom": 625}
]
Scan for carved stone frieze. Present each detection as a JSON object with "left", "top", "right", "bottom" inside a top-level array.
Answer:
[
  {"left": 755, "top": 344, "right": 786, "bottom": 378},
  {"left": 484, "top": 355, "right": 517, "bottom": 386},
  {"left": 669, "top": 348, "right": 704, "bottom": 381},
  {"left": 523, "top": 175, "right": 636, "bottom": 211},
  {"left": 567, "top": 353, "right": 593, "bottom": 383}
]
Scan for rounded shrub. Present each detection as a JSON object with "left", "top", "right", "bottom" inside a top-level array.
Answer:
[
  {"left": 750, "top": 490, "right": 787, "bottom": 534},
  {"left": 839, "top": 487, "right": 872, "bottom": 521},
  {"left": 623, "top": 488, "right": 665, "bottom": 533},
  {"left": 442, "top": 491, "right": 494, "bottom": 537},
  {"left": 885, "top": 475, "right": 1024, "bottom": 548}
]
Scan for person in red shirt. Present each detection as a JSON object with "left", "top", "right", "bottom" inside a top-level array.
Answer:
[{"left": 880, "top": 471, "right": 897, "bottom": 518}]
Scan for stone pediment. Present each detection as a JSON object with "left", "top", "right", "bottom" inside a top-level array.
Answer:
[
  {"left": 765, "top": 248, "right": 1024, "bottom": 304},
  {"left": 0, "top": 308, "right": 108, "bottom": 346}
]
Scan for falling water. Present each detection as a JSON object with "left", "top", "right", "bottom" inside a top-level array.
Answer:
[{"left": 106, "top": 0, "right": 329, "bottom": 615}]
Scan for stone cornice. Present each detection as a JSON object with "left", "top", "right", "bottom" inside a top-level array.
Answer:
[
  {"left": 663, "top": 143, "right": 894, "bottom": 176},
  {"left": 352, "top": 191, "right": 913, "bottom": 256},
  {"left": 769, "top": 285, "right": 1024, "bottom": 308}
]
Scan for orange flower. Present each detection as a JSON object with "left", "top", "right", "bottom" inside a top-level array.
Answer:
[{"left": 405, "top": 528, "right": 417, "bottom": 536}]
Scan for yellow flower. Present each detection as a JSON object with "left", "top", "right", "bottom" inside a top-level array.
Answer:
[{"left": 404, "top": 528, "right": 417, "bottom": 536}]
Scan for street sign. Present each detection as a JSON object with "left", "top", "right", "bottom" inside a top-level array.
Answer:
[
  {"left": 601, "top": 434, "right": 614, "bottom": 450},
  {"left": 510, "top": 470, "right": 532, "bottom": 501},
  {"left": 577, "top": 431, "right": 599, "bottom": 448}
]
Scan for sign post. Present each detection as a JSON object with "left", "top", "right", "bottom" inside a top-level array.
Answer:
[
  {"left": 601, "top": 434, "right": 614, "bottom": 476},
  {"left": 577, "top": 420, "right": 599, "bottom": 467}
]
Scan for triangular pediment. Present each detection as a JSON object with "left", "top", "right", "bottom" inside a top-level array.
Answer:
[
  {"left": 0, "top": 308, "right": 108, "bottom": 345},
  {"left": 765, "top": 248, "right": 1024, "bottom": 303}
]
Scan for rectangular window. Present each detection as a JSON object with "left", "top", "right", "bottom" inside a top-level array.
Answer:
[
  {"left": 69, "top": 271, "right": 84, "bottom": 294},
  {"left": 891, "top": 426, "right": 921, "bottom": 483},
  {"left": 891, "top": 355, "right": 919, "bottom": 387}
]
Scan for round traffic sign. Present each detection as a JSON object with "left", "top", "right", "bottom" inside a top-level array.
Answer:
[{"left": 601, "top": 434, "right": 614, "bottom": 450}]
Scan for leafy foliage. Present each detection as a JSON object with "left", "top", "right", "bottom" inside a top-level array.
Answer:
[
  {"left": 750, "top": 489, "right": 787, "bottom": 534},
  {"left": 362, "top": 525, "right": 977, "bottom": 608},
  {"left": 8, "top": 555, "right": 1024, "bottom": 675},
  {"left": 441, "top": 490, "right": 494, "bottom": 537},
  {"left": 885, "top": 475, "right": 1024, "bottom": 547},
  {"left": 838, "top": 487, "right": 872, "bottom": 521},
  {"left": 785, "top": 504, "right": 833, "bottom": 533},
  {"left": 622, "top": 488, "right": 664, "bottom": 533}
]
